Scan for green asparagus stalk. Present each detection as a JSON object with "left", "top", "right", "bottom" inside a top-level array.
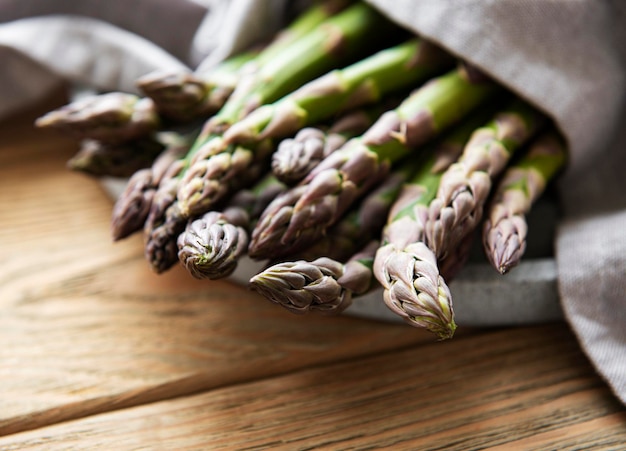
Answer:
[
  {"left": 382, "top": 242, "right": 455, "bottom": 339},
  {"left": 271, "top": 102, "right": 396, "bottom": 185},
  {"left": 67, "top": 137, "right": 165, "bottom": 178},
  {"left": 424, "top": 98, "right": 546, "bottom": 260},
  {"left": 35, "top": 92, "right": 160, "bottom": 144},
  {"left": 250, "top": 240, "right": 379, "bottom": 315},
  {"left": 482, "top": 129, "right": 567, "bottom": 274},
  {"left": 136, "top": 50, "right": 260, "bottom": 122},
  {"left": 248, "top": 65, "right": 501, "bottom": 260},
  {"left": 177, "top": 174, "right": 287, "bottom": 279},
  {"left": 110, "top": 132, "right": 194, "bottom": 241},
  {"left": 223, "top": 38, "right": 454, "bottom": 145},
  {"left": 372, "top": 109, "right": 497, "bottom": 339},
  {"left": 177, "top": 2, "right": 398, "bottom": 218}
]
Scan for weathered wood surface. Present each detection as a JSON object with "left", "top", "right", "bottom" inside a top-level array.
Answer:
[
  {"left": 1, "top": 326, "right": 624, "bottom": 450},
  {"left": 0, "top": 93, "right": 624, "bottom": 449}
]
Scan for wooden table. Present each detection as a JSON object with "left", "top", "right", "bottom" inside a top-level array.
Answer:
[{"left": 1, "top": 90, "right": 625, "bottom": 450}]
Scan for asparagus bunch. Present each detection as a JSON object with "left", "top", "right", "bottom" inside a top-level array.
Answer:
[
  {"left": 177, "top": 174, "right": 287, "bottom": 279},
  {"left": 135, "top": 1, "right": 361, "bottom": 271},
  {"left": 482, "top": 129, "right": 567, "bottom": 274},
  {"left": 35, "top": 92, "right": 160, "bottom": 144},
  {"left": 373, "top": 111, "right": 496, "bottom": 339},
  {"left": 250, "top": 241, "right": 379, "bottom": 315},
  {"left": 177, "top": 2, "right": 401, "bottom": 218},
  {"left": 249, "top": 64, "right": 501, "bottom": 260},
  {"left": 33, "top": 0, "right": 571, "bottom": 338}
]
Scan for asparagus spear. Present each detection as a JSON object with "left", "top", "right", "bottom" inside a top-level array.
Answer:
[
  {"left": 177, "top": 174, "right": 287, "bottom": 280},
  {"left": 110, "top": 132, "right": 194, "bottom": 241},
  {"left": 141, "top": 145, "right": 196, "bottom": 273},
  {"left": 249, "top": 240, "right": 379, "bottom": 315},
  {"left": 136, "top": 50, "right": 260, "bottom": 122},
  {"left": 35, "top": 92, "right": 160, "bottom": 144},
  {"left": 67, "top": 136, "right": 165, "bottom": 178},
  {"left": 248, "top": 65, "right": 501, "bottom": 260},
  {"left": 271, "top": 102, "right": 396, "bottom": 185},
  {"left": 372, "top": 109, "right": 496, "bottom": 339},
  {"left": 482, "top": 129, "right": 567, "bottom": 274},
  {"left": 177, "top": 208, "right": 251, "bottom": 280},
  {"left": 223, "top": 38, "right": 454, "bottom": 145},
  {"left": 145, "top": 206, "right": 186, "bottom": 273},
  {"left": 424, "top": 98, "right": 546, "bottom": 260}
]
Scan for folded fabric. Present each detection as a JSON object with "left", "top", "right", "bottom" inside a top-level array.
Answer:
[{"left": 0, "top": 0, "right": 624, "bottom": 405}]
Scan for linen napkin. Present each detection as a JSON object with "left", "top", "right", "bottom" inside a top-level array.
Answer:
[{"left": 0, "top": 0, "right": 624, "bottom": 405}]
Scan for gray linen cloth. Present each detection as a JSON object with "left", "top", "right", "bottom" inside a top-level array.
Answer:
[{"left": 0, "top": 0, "right": 624, "bottom": 404}]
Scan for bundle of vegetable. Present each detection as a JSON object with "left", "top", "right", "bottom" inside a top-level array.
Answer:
[{"left": 35, "top": 0, "right": 568, "bottom": 341}]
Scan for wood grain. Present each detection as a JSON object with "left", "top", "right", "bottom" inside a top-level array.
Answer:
[
  {"left": 0, "top": 94, "right": 441, "bottom": 436},
  {"left": 0, "top": 325, "right": 624, "bottom": 450}
]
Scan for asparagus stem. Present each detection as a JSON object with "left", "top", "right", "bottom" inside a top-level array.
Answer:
[
  {"left": 251, "top": 0, "right": 354, "bottom": 67},
  {"left": 482, "top": 128, "right": 567, "bottom": 274}
]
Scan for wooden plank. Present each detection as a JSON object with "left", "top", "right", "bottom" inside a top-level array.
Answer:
[
  {"left": 0, "top": 94, "right": 444, "bottom": 436},
  {"left": 0, "top": 325, "right": 623, "bottom": 450}
]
